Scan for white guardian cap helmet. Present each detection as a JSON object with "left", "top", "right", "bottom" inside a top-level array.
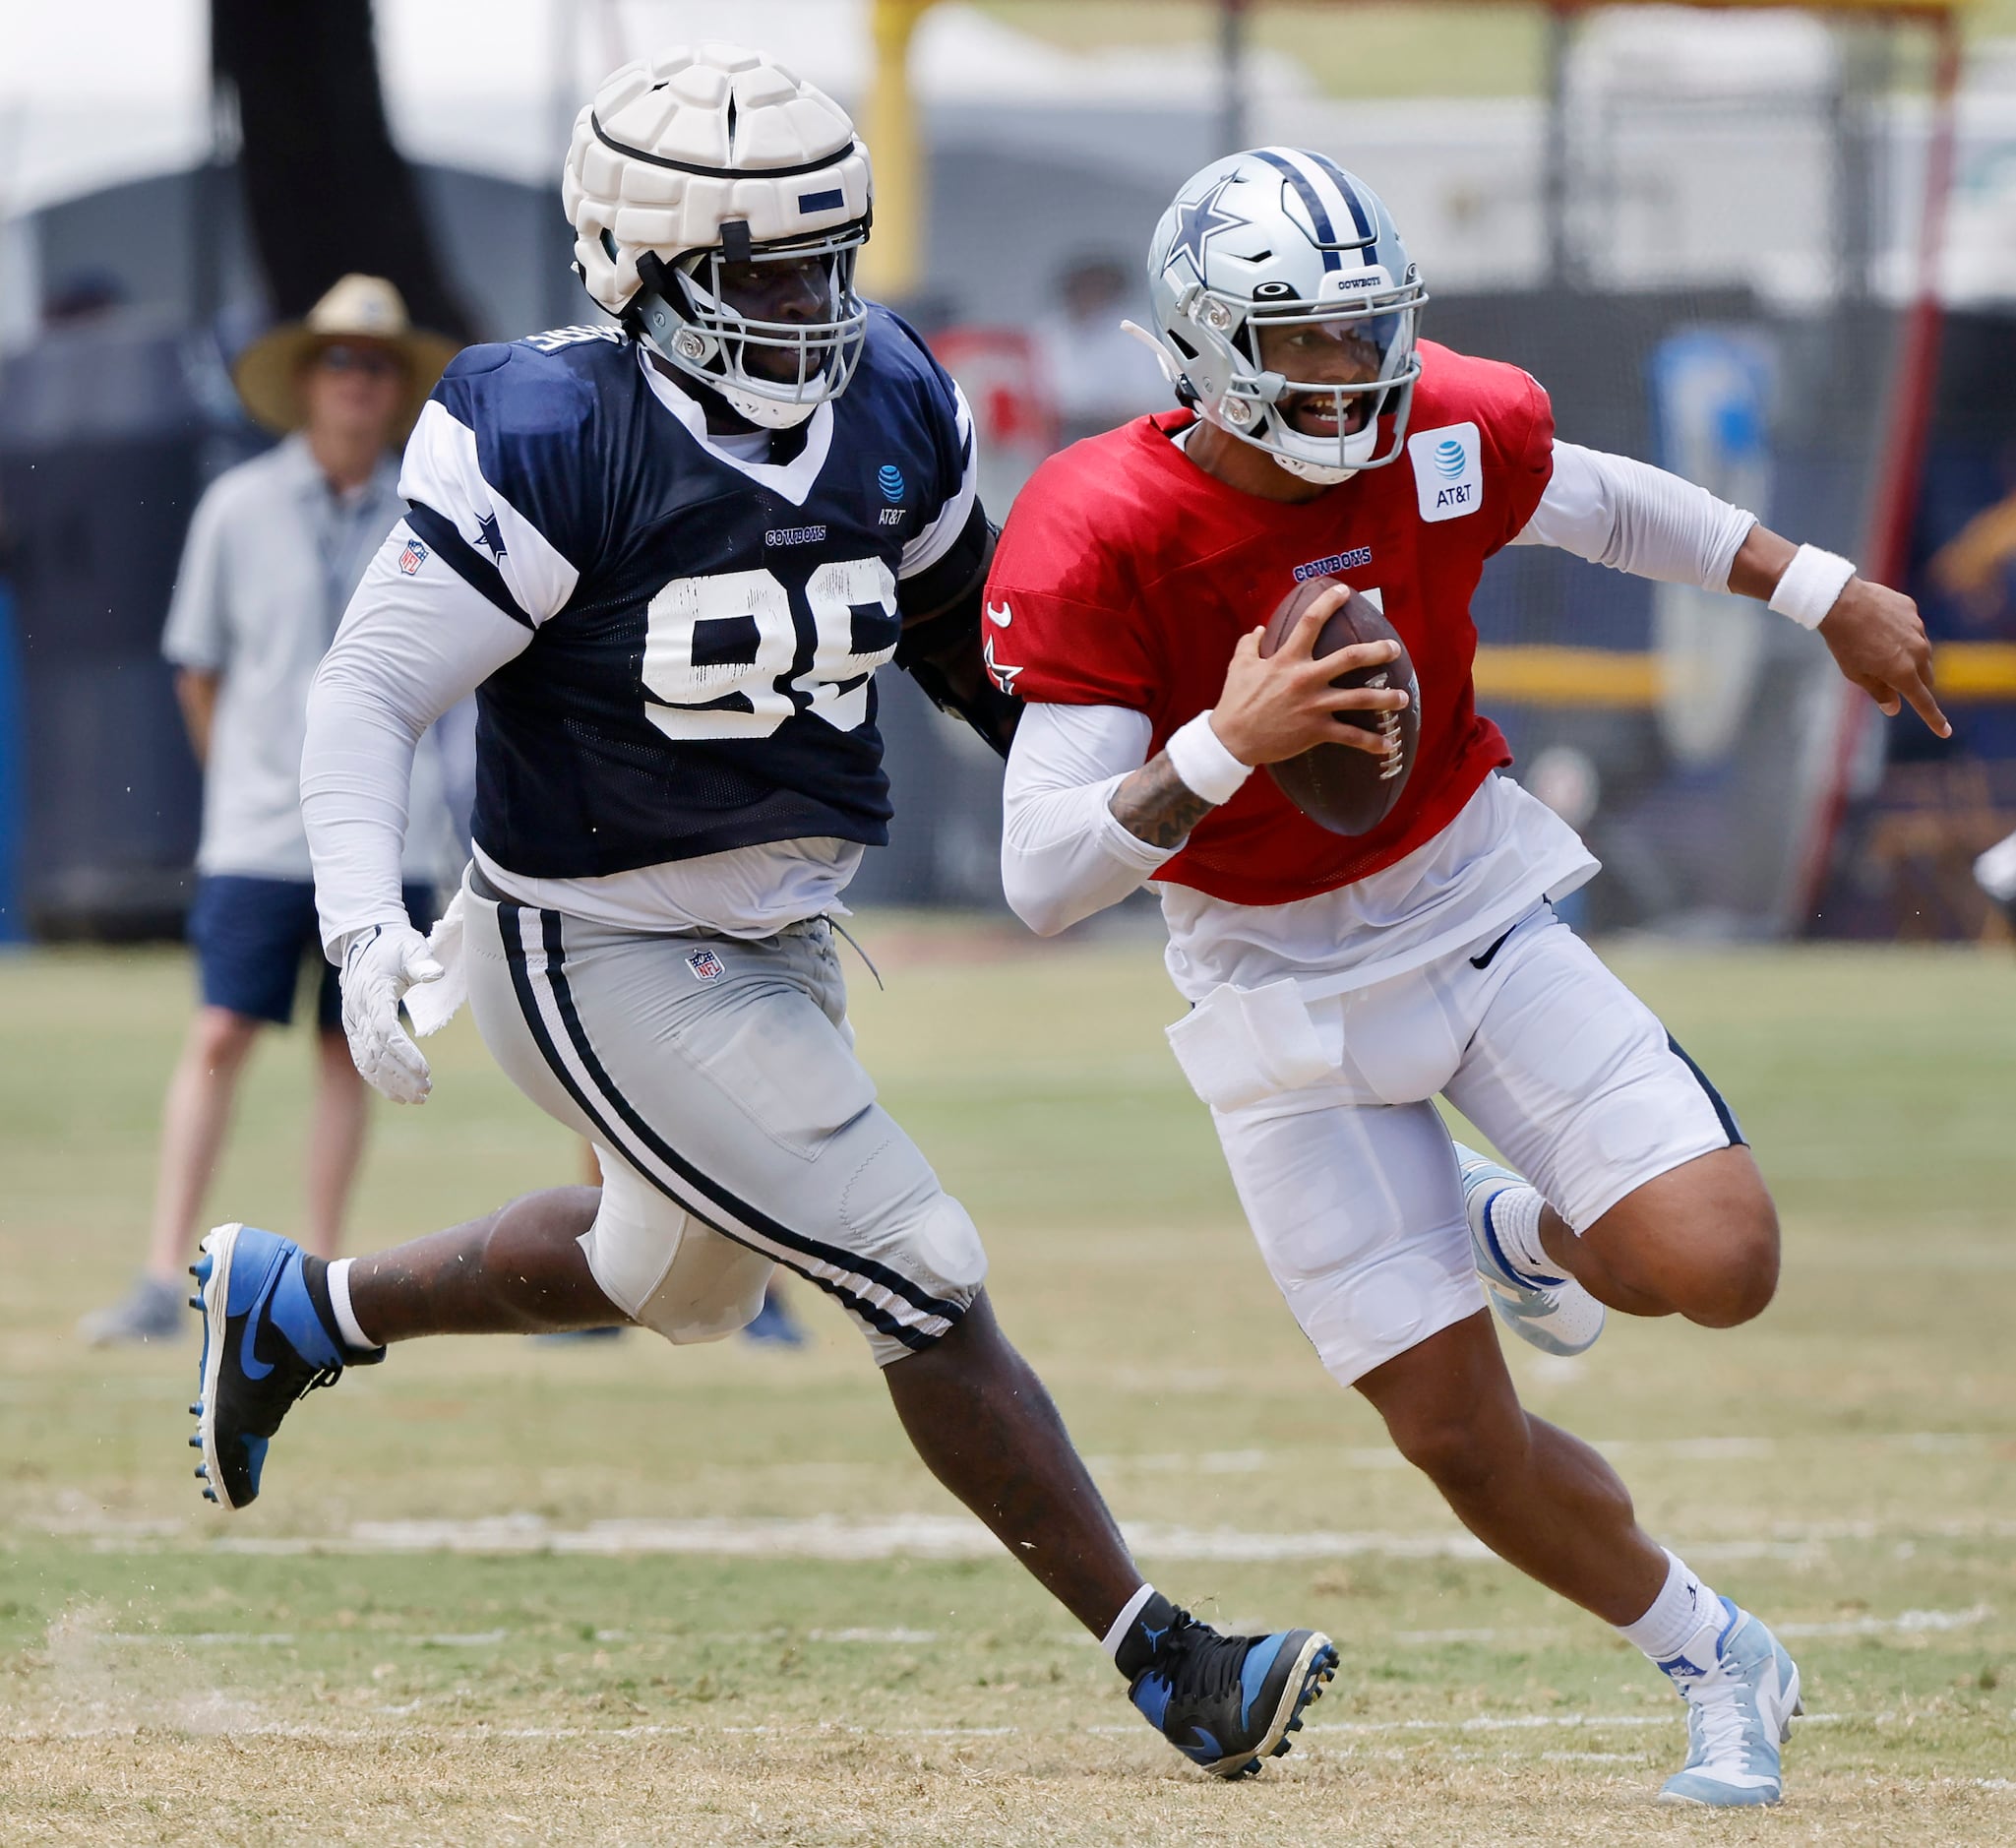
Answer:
[
  {"left": 1143, "top": 149, "right": 1428, "bottom": 483},
  {"left": 563, "top": 42, "right": 873, "bottom": 427}
]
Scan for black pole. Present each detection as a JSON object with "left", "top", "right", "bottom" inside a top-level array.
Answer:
[
  {"left": 211, "top": 0, "right": 474, "bottom": 339},
  {"left": 1219, "top": 0, "right": 1248, "bottom": 156},
  {"left": 1542, "top": 4, "right": 1576, "bottom": 288}
]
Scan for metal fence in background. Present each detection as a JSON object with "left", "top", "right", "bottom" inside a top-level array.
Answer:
[{"left": 3, "top": 6, "right": 2012, "bottom": 938}]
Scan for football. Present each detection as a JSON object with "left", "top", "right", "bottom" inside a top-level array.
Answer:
[{"left": 1258, "top": 576, "right": 1421, "bottom": 836}]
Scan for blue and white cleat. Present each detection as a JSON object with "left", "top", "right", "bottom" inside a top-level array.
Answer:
[
  {"left": 188, "top": 1222, "right": 380, "bottom": 1510},
  {"left": 1129, "top": 1612, "right": 1337, "bottom": 1778},
  {"left": 1456, "top": 1145, "right": 1606, "bottom": 1358},
  {"left": 1657, "top": 1598, "right": 1802, "bottom": 1807}
]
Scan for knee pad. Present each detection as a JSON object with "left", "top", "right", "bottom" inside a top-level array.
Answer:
[
  {"left": 836, "top": 1133, "right": 988, "bottom": 1367},
  {"left": 579, "top": 1156, "right": 682, "bottom": 1317},
  {"left": 636, "top": 1225, "right": 773, "bottom": 1345},
  {"left": 909, "top": 1190, "right": 988, "bottom": 1300},
  {"left": 839, "top": 1132, "right": 988, "bottom": 1302},
  {"left": 584, "top": 1156, "right": 774, "bottom": 1344},
  {"left": 1287, "top": 1254, "right": 1470, "bottom": 1388}
]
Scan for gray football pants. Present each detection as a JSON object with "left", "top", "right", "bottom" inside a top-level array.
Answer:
[{"left": 461, "top": 878, "right": 987, "bottom": 1365}]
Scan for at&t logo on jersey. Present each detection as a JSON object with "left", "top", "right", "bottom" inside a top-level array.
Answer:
[
  {"left": 871, "top": 460, "right": 910, "bottom": 527},
  {"left": 1407, "top": 421, "right": 1483, "bottom": 523}
]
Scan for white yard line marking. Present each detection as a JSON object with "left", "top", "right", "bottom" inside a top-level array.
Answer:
[
  {"left": 5, "top": 1713, "right": 1853, "bottom": 1747},
  {"left": 172, "top": 1510, "right": 2016, "bottom": 1563},
  {"left": 805, "top": 1628, "right": 938, "bottom": 1644},
  {"left": 1395, "top": 1607, "right": 1995, "bottom": 1647},
  {"left": 198, "top": 1513, "right": 1513, "bottom": 1563},
  {"left": 1395, "top": 1627, "right": 1564, "bottom": 1646},
  {"left": 1774, "top": 1605, "right": 1993, "bottom": 1638},
  {"left": 1300, "top": 1711, "right": 1849, "bottom": 1736},
  {"left": 101, "top": 1632, "right": 298, "bottom": 1646},
  {"left": 1083, "top": 1450, "right": 1279, "bottom": 1474},
  {"left": 94, "top": 1629, "right": 510, "bottom": 1648},
  {"left": 1079, "top": 1433, "right": 2010, "bottom": 1473},
  {"left": 75, "top": 1614, "right": 1999, "bottom": 1652}
]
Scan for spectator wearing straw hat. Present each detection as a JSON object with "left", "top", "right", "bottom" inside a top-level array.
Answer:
[{"left": 81, "top": 275, "right": 461, "bottom": 1345}]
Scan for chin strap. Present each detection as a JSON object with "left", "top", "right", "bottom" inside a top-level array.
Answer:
[
  {"left": 1274, "top": 452, "right": 1358, "bottom": 486},
  {"left": 1128, "top": 315, "right": 1359, "bottom": 475},
  {"left": 1120, "top": 319, "right": 1187, "bottom": 389},
  {"left": 718, "top": 384, "right": 820, "bottom": 430}
]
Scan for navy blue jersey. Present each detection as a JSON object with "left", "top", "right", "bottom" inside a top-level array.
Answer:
[{"left": 397, "top": 308, "right": 976, "bottom": 879}]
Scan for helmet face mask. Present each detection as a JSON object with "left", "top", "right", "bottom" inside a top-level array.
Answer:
[
  {"left": 1147, "top": 150, "right": 1429, "bottom": 483},
  {"left": 637, "top": 222, "right": 870, "bottom": 427},
  {"left": 1225, "top": 292, "right": 1424, "bottom": 479}
]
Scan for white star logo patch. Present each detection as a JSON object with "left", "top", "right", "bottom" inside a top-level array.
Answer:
[{"left": 983, "top": 634, "right": 1022, "bottom": 694}]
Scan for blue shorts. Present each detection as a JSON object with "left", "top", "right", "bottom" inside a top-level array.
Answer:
[{"left": 188, "top": 875, "right": 440, "bottom": 1030}]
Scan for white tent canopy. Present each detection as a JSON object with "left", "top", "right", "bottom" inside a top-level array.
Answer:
[
  {"left": 0, "top": 0, "right": 1311, "bottom": 215},
  {"left": 2, "top": 0, "right": 2011, "bottom": 333}
]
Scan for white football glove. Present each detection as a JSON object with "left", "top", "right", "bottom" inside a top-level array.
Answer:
[{"left": 339, "top": 922, "right": 445, "bottom": 1104}]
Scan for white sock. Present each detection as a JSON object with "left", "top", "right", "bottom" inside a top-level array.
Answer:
[
  {"left": 1618, "top": 1550, "right": 1724, "bottom": 1664},
  {"left": 1101, "top": 1583, "right": 1157, "bottom": 1662},
  {"left": 326, "top": 1259, "right": 376, "bottom": 1352},
  {"left": 1481, "top": 1179, "right": 1563, "bottom": 1284}
]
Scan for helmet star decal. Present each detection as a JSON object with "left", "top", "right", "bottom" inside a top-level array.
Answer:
[{"left": 1164, "top": 171, "right": 1249, "bottom": 278}]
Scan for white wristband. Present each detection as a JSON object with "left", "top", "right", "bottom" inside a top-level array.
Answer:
[
  {"left": 1164, "top": 710, "right": 1252, "bottom": 807},
  {"left": 1767, "top": 544, "right": 1857, "bottom": 631}
]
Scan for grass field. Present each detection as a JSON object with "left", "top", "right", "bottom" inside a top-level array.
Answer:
[{"left": 3, "top": 925, "right": 2014, "bottom": 1844}]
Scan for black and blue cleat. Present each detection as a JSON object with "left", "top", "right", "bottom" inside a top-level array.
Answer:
[
  {"left": 188, "top": 1222, "right": 380, "bottom": 1510},
  {"left": 1129, "top": 1612, "right": 1338, "bottom": 1778}
]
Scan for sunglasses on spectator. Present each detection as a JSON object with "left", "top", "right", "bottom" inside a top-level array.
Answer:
[{"left": 314, "top": 343, "right": 404, "bottom": 379}]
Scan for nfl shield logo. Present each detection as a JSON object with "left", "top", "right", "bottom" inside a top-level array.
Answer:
[
  {"left": 397, "top": 538, "right": 429, "bottom": 576},
  {"left": 687, "top": 948, "right": 725, "bottom": 983}
]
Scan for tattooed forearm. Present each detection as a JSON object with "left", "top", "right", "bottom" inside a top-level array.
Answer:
[{"left": 1110, "top": 751, "right": 1217, "bottom": 849}]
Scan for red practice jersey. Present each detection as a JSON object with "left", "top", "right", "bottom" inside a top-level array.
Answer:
[{"left": 986, "top": 339, "right": 1555, "bottom": 908}]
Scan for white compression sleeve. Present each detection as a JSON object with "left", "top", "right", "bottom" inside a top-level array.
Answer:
[
  {"left": 1001, "top": 703, "right": 1178, "bottom": 938},
  {"left": 1512, "top": 441, "right": 1757, "bottom": 592},
  {"left": 302, "top": 523, "right": 534, "bottom": 960}
]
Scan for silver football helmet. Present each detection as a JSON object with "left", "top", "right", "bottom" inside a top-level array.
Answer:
[{"left": 1141, "top": 149, "right": 1428, "bottom": 483}]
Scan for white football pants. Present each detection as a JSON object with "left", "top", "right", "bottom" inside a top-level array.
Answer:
[{"left": 1211, "top": 906, "right": 1740, "bottom": 1386}]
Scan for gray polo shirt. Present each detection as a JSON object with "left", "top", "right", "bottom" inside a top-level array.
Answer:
[{"left": 161, "top": 433, "right": 454, "bottom": 882}]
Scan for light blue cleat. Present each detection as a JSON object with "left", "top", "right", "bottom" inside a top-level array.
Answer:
[
  {"left": 1657, "top": 1598, "right": 1802, "bottom": 1807},
  {"left": 1455, "top": 1145, "right": 1605, "bottom": 1358}
]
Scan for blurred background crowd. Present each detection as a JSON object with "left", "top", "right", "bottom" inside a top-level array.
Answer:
[{"left": 2, "top": 0, "right": 2015, "bottom": 957}]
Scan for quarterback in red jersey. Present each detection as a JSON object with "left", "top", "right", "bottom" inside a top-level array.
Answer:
[
  {"left": 993, "top": 338, "right": 1549, "bottom": 906},
  {"left": 988, "top": 148, "right": 1946, "bottom": 1810}
]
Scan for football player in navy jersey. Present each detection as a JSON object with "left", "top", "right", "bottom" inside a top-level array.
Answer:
[{"left": 182, "top": 43, "right": 1336, "bottom": 1779}]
